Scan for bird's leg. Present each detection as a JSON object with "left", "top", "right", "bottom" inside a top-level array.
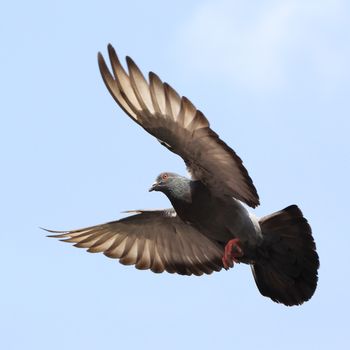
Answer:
[{"left": 222, "top": 238, "right": 244, "bottom": 269}]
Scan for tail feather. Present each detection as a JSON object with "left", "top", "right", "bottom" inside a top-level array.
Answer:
[{"left": 252, "top": 205, "right": 319, "bottom": 306}]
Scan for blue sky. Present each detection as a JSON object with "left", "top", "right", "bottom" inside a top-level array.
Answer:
[{"left": 1, "top": 0, "right": 349, "bottom": 349}]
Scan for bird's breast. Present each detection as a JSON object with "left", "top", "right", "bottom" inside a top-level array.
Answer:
[{"left": 173, "top": 194, "right": 261, "bottom": 247}]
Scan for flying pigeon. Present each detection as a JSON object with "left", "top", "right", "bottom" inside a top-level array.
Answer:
[{"left": 46, "top": 44, "right": 319, "bottom": 306}]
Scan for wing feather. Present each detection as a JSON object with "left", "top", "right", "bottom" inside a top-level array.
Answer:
[
  {"left": 149, "top": 72, "right": 165, "bottom": 115},
  {"left": 98, "top": 44, "right": 259, "bottom": 207},
  {"left": 46, "top": 210, "right": 224, "bottom": 276}
]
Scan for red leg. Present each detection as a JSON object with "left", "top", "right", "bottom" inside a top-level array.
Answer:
[{"left": 222, "top": 238, "right": 244, "bottom": 270}]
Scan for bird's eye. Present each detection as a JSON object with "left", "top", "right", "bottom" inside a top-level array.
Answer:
[{"left": 162, "top": 173, "right": 168, "bottom": 180}]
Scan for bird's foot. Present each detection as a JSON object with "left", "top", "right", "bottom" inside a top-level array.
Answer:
[{"left": 222, "top": 238, "right": 244, "bottom": 269}]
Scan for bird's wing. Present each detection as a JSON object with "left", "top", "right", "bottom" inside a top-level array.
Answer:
[
  {"left": 46, "top": 209, "right": 224, "bottom": 276},
  {"left": 98, "top": 44, "right": 259, "bottom": 208}
]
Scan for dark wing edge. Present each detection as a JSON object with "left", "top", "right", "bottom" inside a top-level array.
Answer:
[
  {"left": 97, "top": 44, "right": 259, "bottom": 208},
  {"left": 45, "top": 209, "right": 224, "bottom": 276}
]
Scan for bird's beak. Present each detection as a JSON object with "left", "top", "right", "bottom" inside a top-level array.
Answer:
[{"left": 149, "top": 182, "right": 158, "bottom": 192}]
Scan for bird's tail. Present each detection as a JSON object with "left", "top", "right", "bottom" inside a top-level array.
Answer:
[{"left": 251, "top": 205, "right": 319, "bottom": 306}]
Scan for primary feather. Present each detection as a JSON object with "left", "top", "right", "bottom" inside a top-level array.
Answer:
[{"left": 98, "top": 44, "right": 259, "bottom": 207}]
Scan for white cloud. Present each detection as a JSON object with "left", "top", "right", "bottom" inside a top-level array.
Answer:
[{"left": 174, "top": 0, "right": 349, "bottom": 93}]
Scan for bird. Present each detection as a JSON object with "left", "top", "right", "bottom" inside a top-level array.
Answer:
[{"left": 46, "top": 44, "right": 319, "bottom": 306}]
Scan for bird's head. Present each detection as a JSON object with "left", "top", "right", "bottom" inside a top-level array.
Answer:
[{"left": 149, "top": 172, "right": 188, "bottom": 196}]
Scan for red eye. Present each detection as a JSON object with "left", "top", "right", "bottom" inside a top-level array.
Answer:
[{"left": 162, "top": 173, "right": 168, "bottom": 180}]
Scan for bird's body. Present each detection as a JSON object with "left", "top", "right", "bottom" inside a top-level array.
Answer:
[
  {"left": 158, "top": 175, "right": 261, "bottom": 251},
  {"left": 47, "top": 44, "right": 319, "bottom": 306}
]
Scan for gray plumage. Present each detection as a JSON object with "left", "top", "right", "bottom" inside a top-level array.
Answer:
[
  {"left": 150, "top": 173, "right": 260, "bottom": 248},
  {"left": 46, "top": 44, "right": 319, "bottom": 306}
]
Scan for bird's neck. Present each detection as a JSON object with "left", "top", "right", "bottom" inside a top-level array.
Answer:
[
  {"left": 164, "top": 180, "right": 209, "bottom": 223},
  {"left": 164, "top": 179, "right": 192, "bottom": 204}
]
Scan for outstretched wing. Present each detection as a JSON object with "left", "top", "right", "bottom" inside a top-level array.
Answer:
[
  {"left": 46, "top": 209, "right": 224, "bottom": 276},
  {"left": 98, "top": 44, "right": 259, "bottom": 208}
]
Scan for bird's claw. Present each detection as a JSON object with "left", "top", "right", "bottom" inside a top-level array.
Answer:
[{"left": 222, "top": 238, "right": 244, "bottom": 270}]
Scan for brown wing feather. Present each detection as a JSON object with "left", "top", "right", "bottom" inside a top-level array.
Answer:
[
  {"left": 45, "top": 209, "right": 224, "bottom": 276},
  {"left": 98, "top": 44, "right": 259, "bottom": 208}
]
